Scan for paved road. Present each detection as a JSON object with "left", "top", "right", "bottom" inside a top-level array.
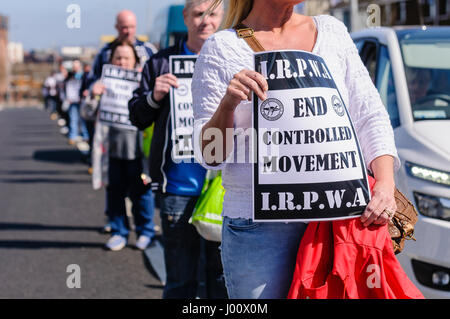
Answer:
[{"left": 0, "top": 106, "right": 163, "bottom": 299}]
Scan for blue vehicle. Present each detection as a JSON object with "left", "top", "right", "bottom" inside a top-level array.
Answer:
[{"left": 163, "top": 5, "right": 188, "bottom": 49}]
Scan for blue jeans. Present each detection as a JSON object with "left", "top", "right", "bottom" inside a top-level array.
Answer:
[
  {"left": 221, "top": 217, "right": 307, "bottom": 299},
  {"left": 106, "top": 157, "right": 155, "bottom": 239},
  {"left": 68, "top": 103, "right": 89, "bottom": 140},
  {"left": 158, "top": 193, "right": 227, "bottom": 299},
  {"left": 45, "top": 96, "right": 57, "bottom": 113}
]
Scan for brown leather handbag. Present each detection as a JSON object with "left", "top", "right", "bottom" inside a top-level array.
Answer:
[
  {"left": 234, "top": 25, "right": 419, "bottom": 254},
  {"left": 389, "top": 188, "right": 418, "bottom": 254}
]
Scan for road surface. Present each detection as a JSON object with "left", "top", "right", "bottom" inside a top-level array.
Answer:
[{"left": 0, "top": 105, "right": 163, "bottom": 299}]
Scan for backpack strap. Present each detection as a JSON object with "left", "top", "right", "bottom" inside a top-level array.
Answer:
[{"left": 234, "top": 23, "right": 266, "bottom": 52}]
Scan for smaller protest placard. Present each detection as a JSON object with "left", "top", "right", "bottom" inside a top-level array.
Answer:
[
  {"left": 98, "top": 64, "right": 141, "bottom": 131},
  {"left": 169, "top": 55, "right": 198, "bottom": 160}
]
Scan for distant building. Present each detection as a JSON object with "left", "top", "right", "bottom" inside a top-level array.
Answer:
[
  {"left": 60, "top": 46, "right": 97, "bottom": 65},
  {"left": 8, "top": 42, "right": 24, "bottom": 64},
  {"left": 0, "top": 14, "right": 8, "bottom": 100},
  {"left": 303, "top": 0, "right": 332, "bottom": 16},
  {"left": 23, "top": 49, "right": 58, "bottom": 64},
  {"left": 99, "top": 35, "right": 149, "bottom": 44},
  {"left": 61, "top": 46, "right": 83, "bottom": 59},
  {"left": 304, "top": 0, "right": 450, "bottom": 31}
]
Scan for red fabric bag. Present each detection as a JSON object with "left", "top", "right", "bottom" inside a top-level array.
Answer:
[{"left": 287, "top": 176, "right": 424, "bottom": 299}]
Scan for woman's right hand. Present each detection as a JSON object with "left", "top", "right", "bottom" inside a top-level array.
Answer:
[
  {"left": 222, "top": 69, "right": 268, "bottom": 110},
  {"left": 92, "top": 81, "right": 106, "bottom": 96},
  {"left": 153, "top": 73, "right": 179, "bottom": 102},
  {"left": 200, "top": 70, "right": 268, "bottom": 165}
]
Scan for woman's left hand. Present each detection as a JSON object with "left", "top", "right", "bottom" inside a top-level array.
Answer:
[{"left": 360, "top": 180, "right": 396, "bottom": 227}]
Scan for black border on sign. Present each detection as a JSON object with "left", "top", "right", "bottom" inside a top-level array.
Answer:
[
  {"left": 252, "top": 50, "right": 371, "bottom": 222},
  {"left": 98, "top": 64, "right": 141, "bottom": 131},
  {"left": 169, "top": 55, "right": 198, "bottom": 160}
]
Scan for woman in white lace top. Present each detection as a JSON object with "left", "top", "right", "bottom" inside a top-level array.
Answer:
[{"left": 192, "top": 0, "right": 400, "bottom": 299}]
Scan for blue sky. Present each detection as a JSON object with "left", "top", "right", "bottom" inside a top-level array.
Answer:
[
  {"left": 2, "top": 0, "right": 183, "bottom": 50},
  {"left": 2, "top": 0, "right": 305, "bottom": 50}
]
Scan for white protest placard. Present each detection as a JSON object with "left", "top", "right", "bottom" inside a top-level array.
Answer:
[
  {"left": 98, "top": 64, "right": 141, "bottom": 131},
  {"left": 253, "top": 50, "right": 371, "bottom": 222},
  {"left": 169, "top": 55, "right": 198, "bottom": 160}
]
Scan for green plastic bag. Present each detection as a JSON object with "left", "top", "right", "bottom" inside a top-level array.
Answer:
[
  {"left": 140, "top": 124, "right": 155, "bottom": 185},
  {"left": 190, "top": 171, "right": 225, "bottom": 242},
  {"left": 142, "top": 124, "right": 154, "bottom": 158}
]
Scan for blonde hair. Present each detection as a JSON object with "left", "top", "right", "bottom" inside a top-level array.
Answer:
[
  {"left": 206, "top": 0, "right": 254, "bottom": 29},
  {"left": 185, "top": 0, "right": 211, "bottom": 11}
]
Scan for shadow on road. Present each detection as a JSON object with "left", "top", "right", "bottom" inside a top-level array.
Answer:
[
  {"left": 0, "top": 156, "right": 33, "bottom": 161},
  {"left": 0, "top": 240, "right": 105, "bottom": 249},
  {"left": 0, "top": 177, "right": 89, "bottom": 184},
  {"left": 0, "top": 169, "right": 88, "bottom": 175},
  {"left": 33, "top": 150, "right": 85, "bottom": 165},
  {"left": 0, "top": 222, "right": 101, "bottom": 232},
  {"left": 0, "top": 178, "right": 88, "bottom": 184},
  {"left": 15, "top": 131, "right": 60, "bottom": 136},
  {"left": 144, "top": 284, "right": 164, "bottom": 290}
]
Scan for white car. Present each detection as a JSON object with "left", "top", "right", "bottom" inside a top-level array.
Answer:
[{"left": 352, "top": 26, "right": 450, "bottom": 298}]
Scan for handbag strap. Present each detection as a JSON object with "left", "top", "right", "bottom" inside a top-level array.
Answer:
[{"left": 234, "top": 23, "right": 266, "bottom": 52}]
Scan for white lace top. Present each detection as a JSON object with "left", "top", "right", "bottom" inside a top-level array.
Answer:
[{"left": 192, "top": 15, "right": 400, "bottom": 219}]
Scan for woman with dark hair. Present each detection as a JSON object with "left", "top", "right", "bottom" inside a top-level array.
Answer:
[{"left": 91, "top": 40, "right": 156, "bottom": 251}]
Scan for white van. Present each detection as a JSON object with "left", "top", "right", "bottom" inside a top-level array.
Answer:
[{"left": 352, "top": 26, "right": 450, "bottom": 298}]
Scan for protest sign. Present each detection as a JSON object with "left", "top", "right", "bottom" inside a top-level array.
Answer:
[
  {"left": 253, "top": 50, "right": 370, "bottom": 222},
  {"left": 98, "top": 64, "right": 141, "bottom": 131},
  {"left": 169, "top": 55, "right": 197, "bottom": 160}
]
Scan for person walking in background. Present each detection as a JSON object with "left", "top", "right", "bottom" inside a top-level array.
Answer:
[
  {"left": 79, "top": 63, "right": 95, "bottom": 174},
  {"left": 42, "top": 70, "right": 59, "bottom": 120},
  {"left": 79, "top": 63, "right": 92, "bottom": 98},
  {"left": 87, "top": 10, "right": 157, "bottom": 89},
  {"left": 128, "top": 0, "right": 227, "bottom": 299},
  {"left": 87, "top": 9, "right": 158, "bottom": 233},
  {"left": 89, "top": 40, "right": 156, "bottom": 251},
  {"left": 62, "top": 60, "right": 89, "bottom": 145},
  {"left": 54, "top": 63, "right": 70, "bottom": 135}
]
